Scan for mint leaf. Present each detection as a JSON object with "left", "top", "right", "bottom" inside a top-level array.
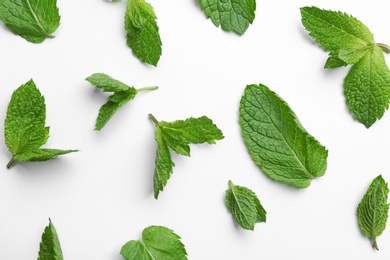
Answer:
[
  {"left": 86, "top": 73, "right": 157, "bottom": 130},
  {"left": 149, "top": 114, "right": 224, "bottom": 199},
  {"left": 198, "top": 0, "right": 256, "bottom": 35},
  {"left": 344, "top": 46, "right": 390, "bottom": 128},
  {"left": 0, "top": 0, "right": 60, "bottom": 43},
  {"left": 4, "top": 80, "right": 77, "bottom": 168},
  {"left": 357, "top": 175, "right": 389, "bottom": 250},
  {"left": 125, "top": 0, "right": 162, "bottom": 66},
  {"left": 120, "top": 225, "right": 188, "bottom": 260},
  {"left": 239, "top": 84, "right": 328, "bottom": 188},
  {"left": 38, "top": 219, "right": 63, "bottom": 260},
  {"left": 300, "top": 6, "right": 390, "bottom": 128},
  {"left": 225, "top": 180, "right": 266, "bottom": 230}
]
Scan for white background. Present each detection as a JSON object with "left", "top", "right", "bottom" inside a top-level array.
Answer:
[{"left": 0, "top": 0, "right": 389, "bottom": 259}]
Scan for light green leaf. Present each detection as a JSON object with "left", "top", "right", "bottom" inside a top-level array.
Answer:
[
  {"left": 324, "top": 52, "right": 347, "bottom": 69},
  {"left": 344, "top": 46, "right": 390, "bottom": 128},
  {"left": 125, "top": 0, "right": 162, "bottom": 66},
  {"left": 38, "top": 219, "right": 63, "bottom": 260},
  {"left": 300, "top": 6, "right": 374, "bottom": 62},
  {"left": 239, "top": 84, "right": 328, "bottom": 188},
  {"left": 198, "top": 0, "right": 256, "bottom": 35},
  {"left": 4, "top": 80, "right": 77, "bottom": 168},
  {"left": 225, "top": 180, "right": 266, "bottom": 230},
  {"left": 86, "top": 73, "right": 157, "bottom": 130},
  {"left": 149, "top": 114, "right": 224, "bottom": 199},
  {"left": 0, "top": 0, "right": 60, "bottom": 43},
  {"left": 357, "top": 175, "right": 389, "bottom": 250},
  {"left": 120, "top": 225, "right": 188, "bottom": 260}
]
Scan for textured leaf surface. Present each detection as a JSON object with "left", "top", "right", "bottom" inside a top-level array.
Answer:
[
  {"left": 120, "top": 226, "right": 188, "bottom": 260},
  {"left": 125, "top": 0, "right": 162, "bottom": 66},
  {"left": 357, "top": 175, "right": 389, "bottom": 250},
  {"left": 239, "top": 84, "right": 328, "bottom": 188},
  {"left": 344, "top": 46, "right": 390, "bottom": 128},
  {"left": 150, "top": 115, "right": 224, "bottom": 198},
  {"left": 4, "top": 80, "right": 77, "bottom": 168},
  {"left": 198, "top": 0, "right": 256, "bottom": 35},
  {"left": 0, "top": 0, "right": 60, "bottom": 43},
  {"left": 300, "top": 6, "right": 374, "bottom": 63},
  {"left": 225, "top": 180, "right": 266, "bottom": 230},
  {"left": 38, "top": 219, "right": 63, "bottom": 260}
]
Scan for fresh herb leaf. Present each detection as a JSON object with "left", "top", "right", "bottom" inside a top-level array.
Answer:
[
  {"left": 239, "top": 84, "right": 328, "bottom": 188},
  {"left": 148, "top": 114, "right": 224, "bottom": 199},
  {"left": 300, "top": 6, "right": 390, "bottom": 128},
  {"left": 4, "top": 80, "right": 77, "bottom": 168},
  {"left": 225, "top": 180, "right": 266, "bottom": 230},
  {"left": 198, "top": 0, "right": 256, "bottom": 35},
  {"left": 38, "top": 219, "right": 63, "bottom": 260},
  {"left": 125, "top": 0, "right": 162, "bottom": 66},
  {"left": 357, "top": 175, "right": 389, "bottom": 250},
  {"left": 120, "top": 225, "right": 188, "bottom": 260},
  {"left": 0, "top": 0, "right": 60, "bottom": 43},
  {"left": 86, "top": 73, "right": 157, "bottom": 130}
]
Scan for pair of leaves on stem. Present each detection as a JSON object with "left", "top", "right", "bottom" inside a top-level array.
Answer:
[
  {"left": 0, "top": 0, "right": 60, "bottom": 43},
  {"left": 5, "top": 80, "right": 77, "bottom": 168},
  {"left": 357, "top": 175, "right": 390, "bottom": 250},
  {"left": 301, "top": 6, "right": 390, "bottom": 128},
  {"left": 239, "top": 84, "right": 328, "bottom": 188},
  {"left": 123, "top": 0, "right": 256, "bottom": 66}
]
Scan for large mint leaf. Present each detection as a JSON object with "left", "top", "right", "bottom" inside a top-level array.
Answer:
[
  {"left": 120, "top": 226, "right": 188, "bottom": 260},
  {"left": 198, "top": 0, "right": 256, "bottom": 35},
  {"left": 0, "top": 0, "right": 60, "bottom": 43},
  {"left": 239, "top": 84, "right": 328, "bottom": 188},
  {"left": 357, "top": 175, "right": 389, "bottom": 250}
]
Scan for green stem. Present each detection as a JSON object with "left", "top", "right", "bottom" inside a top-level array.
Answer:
[
  {"left": 136, "top": 86, "right": 158, "bottom": 93},
  {"left": 6, "top": 157, "right": 15, "bottom": 169},
  {"left": 148, "top": 114, "right": 159, "bottom": 125},
  {"left": 373, "top": 238, "right": 379, "bottom": 251},
  {"left": 228, "top": 180, "right": 235, "bottom": 189},
  {"left": 377, "top": 43, "right": 390, "bottom": 53}
]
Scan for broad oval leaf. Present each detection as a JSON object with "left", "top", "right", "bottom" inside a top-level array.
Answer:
[{"left": 239, "top": 84, "right": 328, "bottom": 188}]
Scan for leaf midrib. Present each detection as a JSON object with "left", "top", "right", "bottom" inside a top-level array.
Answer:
[{"left": 25, "top": 0, "right": 52, "bottom": 37}]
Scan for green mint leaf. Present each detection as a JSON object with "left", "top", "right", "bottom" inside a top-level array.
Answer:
[
  {"left": 120, "top": 225, "right": 188, "bottom": 260},
  {"left": 0, "top": 0, "right": 60, "bottom": 43},
  {"left": 239, "top": 84, "right": 328, "bottom": 188},
  {"left": 324, "top": 52, "right": 347, "bottom": 69},
  {"left": 4, "top": 80, "right": 77, "bottom": 168},
  {"left": 300, "top": 6, "right": 374, "bottom": 63},
  {"left": 125, "top": 0, "right": 162, "bottom": 66},
  {"left": 149, "top": 114, "right": 224, "bottom": 199},
  {"left": 86, "top": 73, "right": 157, "bottom": 130},
  {"left": 38, "top": 219, "right": 63, "bottom": 260},
  {"left": 225, "top": 180, "right": 266, "bottom": 230},
  {"left": 357, "top": 175, "right": 389, "bottom": 250},
  {"left": 198, "top": 0, "right": 256, "bottom": 35},
  {"left": 344, "top": 46, "right": 390, "bottom": 128}
]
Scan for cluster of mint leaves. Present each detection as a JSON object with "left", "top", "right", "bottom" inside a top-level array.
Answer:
[{"left": 1, "top": 2, "right": 390, "bottom": 258}]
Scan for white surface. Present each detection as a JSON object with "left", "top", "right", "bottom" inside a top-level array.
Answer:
[{"left": 0, "top": 0, "right": 390, "bottom": 259}]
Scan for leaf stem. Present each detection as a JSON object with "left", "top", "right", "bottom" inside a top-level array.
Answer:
[
  {"left": 6, "top": 157, "right": 15, "bottom": 169},
  {"left": 148, "top": 114, "right": 159, "bottom": 125},
  {"left": 373, "top": 238, "right": 379, "bottom": 251},
  {"left": 136, "top": 86, "right": 158, "bottom": 93},
  {"left": 377, "top": 43, "right": 390, "bottom": 53},
  {"left": 228, "top": 180, "right": 235, "bottom": 189}
]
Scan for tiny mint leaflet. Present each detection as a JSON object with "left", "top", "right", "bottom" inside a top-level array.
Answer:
[
  {"left": 125, "top": 0, "right": 162, "bottom": 66},
  {"left": 120, "top": 225, "right": 188, "bottom": 260},
  {"left": 198, "top": 0, "right": 256, "bottom": 35},
  {"left": 225, "top": 180, "right": 266, "bottom": 230},
  {"left": 85, "top": 73, "right": 157, "bottom": 130},
  {"left": 239, "top": 84, "right": 328, "bottom": 188},
  {"left": 300, "top": 6, "right": 390, "bottom": 128},
  {"left": 148, "top": 114, "right": 224, "bottom": 199},
  {"left": 357, "top": 175, "right": 390, "bottom": 251},
  {"left": 38, "top": 219, "right": 63, "bottom": 260},
  {"left": 0, "top": 0, "right": 60, "bottom": 43},
  {"left": 4, "top": 80, "right": 77, "bottom": 168}
]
